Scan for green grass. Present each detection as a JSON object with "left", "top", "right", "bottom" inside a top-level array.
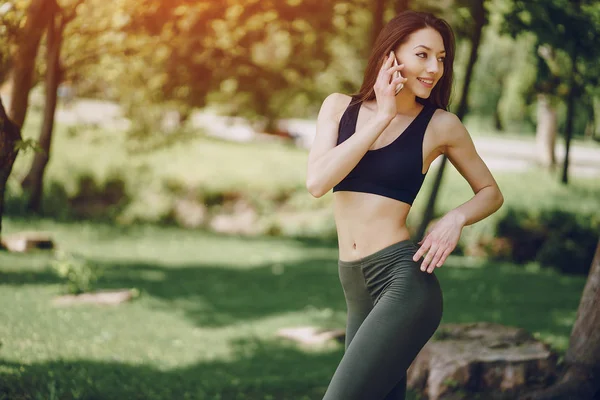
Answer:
[
  {"left": 11, "top": 111, "right": 309, "bottom": 195},
  {"left": 0, "top": 219, "right": 588, "bottom": 399}
]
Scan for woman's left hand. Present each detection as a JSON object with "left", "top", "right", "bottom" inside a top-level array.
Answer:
[{"left": 413, "top": 211, "right": 465, "bottom": 273}]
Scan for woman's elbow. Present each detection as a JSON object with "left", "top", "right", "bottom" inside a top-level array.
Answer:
[
  {"left": 495, "top": 187, "right": 504, "bottom": 210},
  {"left": 306, "top": 177, "right": 326, "bottom": 198}
]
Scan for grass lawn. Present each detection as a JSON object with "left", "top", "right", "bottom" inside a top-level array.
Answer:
[{"left": 0, "top": 219, "right": 587, "bottom": 400}]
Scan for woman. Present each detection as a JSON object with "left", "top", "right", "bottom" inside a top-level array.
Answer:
[{"left": 306, "top": 10, "right": 504, "bottom": 400}]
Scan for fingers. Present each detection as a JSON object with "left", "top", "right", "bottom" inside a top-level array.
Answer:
[
  {"left": 412, "top": 239, "right": 429, "bottom": 262},
  {"left": 375, "top": 52, "right": 406, "bottom": 98},
  {"left": 420, "top": 243, "right": 439, "bottom": 272},
  {"left": 413, "top": 239, "right": 452, "bottom": 273},
  {"left": 391, "top": 73, "right": 407, "bottom": 85},
  {"left": 378, "top": 53, "right": 395, "bottom": 77},
  {"left": 426, "top": 246, "right": 446, "bottom": 273},
  {"left": 385, "top": 64, "right": 405, "bottom": 80},
  {"left": 436, "top": 248, "right": 452, "bottom": 268},
  {"left": 379, "top": 53, "right": 403, "bottom": 77}
]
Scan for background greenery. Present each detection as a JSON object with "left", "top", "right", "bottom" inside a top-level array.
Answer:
[{"left": 1, "top": 0, "right": 600, "bottom": 398}]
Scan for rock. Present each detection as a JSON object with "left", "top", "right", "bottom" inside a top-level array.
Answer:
[
  {"left": 53, "top": 289, "right": 138, "bottom": 306},
  {"left": 209, "top": 200, "right": 259, "bottom": 235},
  {"left": 276, "top": 326, "right": 345, "bottom": 346},
  {"left": 1, "top": 232, "right": 54, "bottom": 252},
  {"left": 407, "top": 322, "right": 558, "bottom": 400},
  {"left": 172, "top": 197, "right": 207, "bottom": 228}
]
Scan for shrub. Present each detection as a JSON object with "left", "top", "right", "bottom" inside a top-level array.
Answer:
[
  {"left": 494, "top": 208, "right": 599, "bottom": 275},
  {"left": 50, "top": 252, "right": 99, "bottom": 294}
]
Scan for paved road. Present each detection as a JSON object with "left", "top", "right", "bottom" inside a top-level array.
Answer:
[
  {"left": 191, "top": 110, "right": 600, "bottom": 177},
  {"left": 52, "top": 99, "right": 600, "bottom": 177}
]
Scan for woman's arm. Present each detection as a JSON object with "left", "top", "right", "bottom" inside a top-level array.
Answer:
[
  {"left": 306, "top": 93, "right": 394, "bottom": 198},
  {"left": 413, "top": 110, "right": 504, "bottom": 273}
]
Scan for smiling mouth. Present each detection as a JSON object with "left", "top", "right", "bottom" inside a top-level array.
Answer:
[{"left": 417, "top": 78, "right": 434, "bottom": 85}]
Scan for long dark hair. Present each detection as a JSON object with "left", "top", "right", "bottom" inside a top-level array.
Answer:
[{"left": 351, "top": 11, "right": 455, "bottom": 110}]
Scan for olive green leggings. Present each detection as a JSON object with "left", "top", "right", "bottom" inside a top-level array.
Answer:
[{"left": 322, "top": 239, "right": 443, "bottom": 400}]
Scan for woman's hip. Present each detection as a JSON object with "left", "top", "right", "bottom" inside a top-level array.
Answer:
[{"left": 338, "top": 239, "right": 443, "bottom": 308}]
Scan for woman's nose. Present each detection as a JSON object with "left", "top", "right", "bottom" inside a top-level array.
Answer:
[{"left": 427, "top": 60, "right": 439, "bottom": 74}]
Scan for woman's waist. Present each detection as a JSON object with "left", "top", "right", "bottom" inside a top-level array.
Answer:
[{"left": 336, "top": 223, "right": 413, "bottom": 262}]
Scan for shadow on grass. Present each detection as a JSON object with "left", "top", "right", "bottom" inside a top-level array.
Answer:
[
  {"left": 0, "top": 268, "right": 63, "bottom": 286},
  {"left": 0, "top": 336, "right": 421, "bottom": 400},
  {"left": 1, "top": 239, "right": 586, "bottom": 341},
  {"left": 95, "top": 257, "right": 346, "bottom": 327},
  {"left": 0, "top": 336, "right": 338, "bottom": 400},
  {"left": 82, "top": 255, "right": 585, "bottom": 341}
]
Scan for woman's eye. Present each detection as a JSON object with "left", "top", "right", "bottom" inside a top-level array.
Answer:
[
  {"left": 416, "top": 53, "right": 426, "bottom": 58},
  {"left": 438, "top": 57, "right": 445, "bottom": 62}
]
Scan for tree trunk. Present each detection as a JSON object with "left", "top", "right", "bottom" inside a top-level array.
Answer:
[
  {"left": 395, "top": 0, "right": 410, "bottom": 14},
  {"left": 561, "top": 44, "right": 578, "bottom": 185},
  {"left": 493, "top": 107, "right": 504, "bottom": 131},
  {"left": 521, "top": 239, "right": 600, "bottom": 400},
  {"left": 371, "top": 0, "right": 385, "bottom": 50},
  {"left": 455, "top": 0, "right": 485, "bottom": 121},
  {"left": 564, "top": 237, "right": 600, "bottom": 389},
  {"left": 493, "top": 76, "right": 506, "bottom": 131},
  {"left": 416, "top": 0, "right": 486, "bottom": 241},
  {"left": 7, "top": 0, "right": 56, "bottom": 127},
  {"left": 0, "top": 97, "right": 22, "bottom": 248},
  {"left": 21, "top": 9, "right": 64, "bottom": 213},
  {"left": 536, "top": 93, "right": 557, "bottom": 170}
]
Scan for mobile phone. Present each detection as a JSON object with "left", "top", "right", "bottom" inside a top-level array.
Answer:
[{"left": 392, "top": 55, "right": 404, "bottom": 95}]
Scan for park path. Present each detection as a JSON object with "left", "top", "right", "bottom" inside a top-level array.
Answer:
[{"left": 52, "top": 98, "right": 600, "bottom": 177}]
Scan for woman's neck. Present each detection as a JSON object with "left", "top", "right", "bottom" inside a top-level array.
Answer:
[{"left": 394, "top": 91, "right": 421, "bottom": 115}]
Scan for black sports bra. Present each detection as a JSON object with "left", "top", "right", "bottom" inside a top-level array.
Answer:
[{"left": 332, "top": 97, "right": 438, "bottom": 205}]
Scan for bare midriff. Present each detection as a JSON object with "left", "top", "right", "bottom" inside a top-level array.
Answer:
[{"left": 334, "top": 191, "right": 413, "bottom": 262}]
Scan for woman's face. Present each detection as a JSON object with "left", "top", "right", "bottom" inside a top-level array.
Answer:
[{"left": 393, "top": 27, "right": 445, "bottom": 99}]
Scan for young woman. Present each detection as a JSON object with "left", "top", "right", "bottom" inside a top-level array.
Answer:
[{"left": 306, "top": 11, "right": 504, "bottom": 400}]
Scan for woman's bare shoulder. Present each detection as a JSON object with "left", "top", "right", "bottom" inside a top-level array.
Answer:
[
  {"left": 429, "top": 108, "right": 469, "bottom": 145},
  {"left": 320, "top": 93, "right": 354, "bottom": 124},
  {"left": 430, "top": 108, "right": 462, "bottom": 128}
]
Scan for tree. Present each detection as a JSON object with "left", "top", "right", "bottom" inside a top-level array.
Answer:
[
  {"left": 110, "top": 0, "right": 340, "bottom": 133},
  {"left": 371, "top": 0, "right": 386, "bottom": 51},
  {"left": 395, "top": 0, "right": 410, "bottom": 14},
  {"left": 370, "top": 0, "right": 412, "bottom": 52},
  {"left": 503, "top": 0, "right": 600, "bottom": 184},
  {"left": 0, "top": 96, "right": 21, "bottom": 248},
  {"left": 521, "top": 238, "right": 600, "bottom": 400},
  {"left": 20, "top": 0, "right": 83, "bottom": 213},
  {"left": 0, "top": 0, "right": 51, "bottom": 243},
  {"left": 7, "top": 0, "right": 54, "bottom": 127},
  {"left": 0, "top": 0, "right": 29, "bottom": 85}
]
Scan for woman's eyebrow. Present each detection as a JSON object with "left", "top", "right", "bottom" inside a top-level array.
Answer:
[{"left": 413, "top": 45, "right": 446, "bottom": 54}]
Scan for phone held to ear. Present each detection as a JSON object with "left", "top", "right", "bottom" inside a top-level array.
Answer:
[{"left": 392, "top": 53, "right": 404, "bottom": 95}]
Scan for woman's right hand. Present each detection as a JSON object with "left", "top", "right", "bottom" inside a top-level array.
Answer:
[{"left": 373, "top": 51, "right": 407, "bottom": 119}]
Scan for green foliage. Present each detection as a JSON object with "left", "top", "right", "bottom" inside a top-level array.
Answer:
[
  {"left": 501, "top": 0, "right": 600, "bottom": 132},
  {"left": 50, "top": 251, "right": 99, "bottom": 294},
  {"left": 13, "top": 137, "right": 42, "bottom": 153},
  {"left": 0, "top": 0, "right": 28, "bottom": 83},
  {"left": 495, "top": 208, "right": 599, "bottom": 275},
  {"left": 502, "top": 0, "right": 600, "bottom": 58},
  {"left": 99, "top": 0, "right": 347, "bottom": 130}
]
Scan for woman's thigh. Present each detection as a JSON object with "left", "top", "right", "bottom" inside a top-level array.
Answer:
[
  {"left": 324, "top": 267, "right": 442, "bottom": 400},
  {"left": 338, "top": 264, "right": 374, "bottom": 349}
]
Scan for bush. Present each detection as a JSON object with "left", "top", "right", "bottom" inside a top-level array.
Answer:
[
  {"left": 50, "top": 252, "right": 99, "bottom": 294},
  {"left": 494, "top": 208, "right": 599, "bottom": 275}
]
